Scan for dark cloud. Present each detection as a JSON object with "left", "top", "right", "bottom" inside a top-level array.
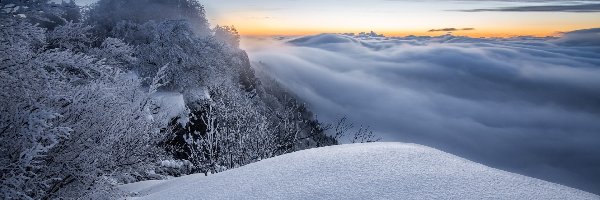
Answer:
[
  {"left": 428, "top": 28, "right": 475, "bottom": 32},
  {"left": 383, "top": 0, "right": 600, "bottom": 1},
  {"left": 459, "top": 3, "right": 600, "bottom": 12},
  {"left": 458, "top": 0, "right": 600, "bottom": 1},
  {"left": 246, "top": 30, "right": 600, "bottom": 195}
]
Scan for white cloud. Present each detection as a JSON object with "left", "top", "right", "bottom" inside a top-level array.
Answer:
[{"left": 246, "top": 31, "right": 600, "bottom": 194}]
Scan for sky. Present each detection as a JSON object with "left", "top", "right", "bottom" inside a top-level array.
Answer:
[
  {"left": 73, "top": 0, "right": 600, "bottom": 37},
  {"left": 199, "top": 0, "right": 600, "bottom": 37}
]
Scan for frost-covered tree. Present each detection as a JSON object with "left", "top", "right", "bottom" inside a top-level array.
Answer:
[
  {"left": 1, "top": 0, "right": 81, "bottom": 29},
  {"left": 322, "top": 117, "right": 381, "bottom": 144},
  {"left": 46, "top": 21, "right": 92, "bottom": 52},
  {"left": 2, "top": 0, "right": 342, "bottom": 198},
  {"left": 44, "top": 75, "right": 164, "bottom": 199},
  {"left": 214, "top": 25, "right": 240, "bottom": 48},
  {"left": 0, "top": 14, "right": 70, "bottom": 199},
  {"left": 86, "top": 0, "right": 210, "bottom": 40},
  {"left": 1, "top": 2, "right": 165, "bottom": 199},
  {"left": 90, "top": 37, "right": 137, "bottom": 68}
]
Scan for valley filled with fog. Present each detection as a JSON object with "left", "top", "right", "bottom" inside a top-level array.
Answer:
[{"left": 243, "top": 31, "right": 600, "bottom": 194}]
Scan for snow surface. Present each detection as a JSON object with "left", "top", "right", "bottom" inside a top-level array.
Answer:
[
  {"left": 120, "top": 143, "right": 599, "bottom": 200},
  {"left": 147, "top": 92, "right": 189, "bottom": 127}
]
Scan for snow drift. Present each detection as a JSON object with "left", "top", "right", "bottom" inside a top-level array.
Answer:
[{"left": 121, "top": 143, "right": 598, "bottom": 199}]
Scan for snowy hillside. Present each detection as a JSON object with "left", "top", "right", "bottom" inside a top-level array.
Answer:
[{"left": 120, "top": 143, "right": 598, "bottom": 200}]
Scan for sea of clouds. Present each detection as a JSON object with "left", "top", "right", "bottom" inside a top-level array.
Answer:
[{"left": 243, "top": 29, "right": 600, "bottom": 194}]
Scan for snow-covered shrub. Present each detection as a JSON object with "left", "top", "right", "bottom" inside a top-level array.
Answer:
[
  {"left": 39, "top": 49, "right": 112, "bottom": 83},
  {"left": 214, "top": 25, "right": 240, "bottom": 48},
  {"left": 0, "top": 4, "right": 165, "bottom": 198},
  {"left": 46, "top": 22, "right": 92, "bottom": 52},
  {"left": 162, "top": 75, "right": 332, "bottom": 175},
  {"left": 44, "top": 74, "right": 166, "bottom": 199},
  {"left": 1, "top": 0, "right": 81, "bottom": 30},
  {"left": 1, "top": 0, "right": 340, "bottom": 198},
  {"left": 0, "top": 16, "right": 70, "bottom": 199},
  {"left": 155, "top": 160, "right": 194, "bottom": 176},
  {"left": 91, "top": 37, "right": 137, "bottom": 68},
  {"left": 86, "top": 0, "right": 210, "bottom": 40}
]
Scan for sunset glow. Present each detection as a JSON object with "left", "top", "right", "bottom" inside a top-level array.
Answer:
[{"left": 201, "top": 0, "right": 600, "bottom": 37}]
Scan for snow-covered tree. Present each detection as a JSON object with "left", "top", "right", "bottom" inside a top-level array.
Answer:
[
  {"left": 46, "top": 22, "right": 92, "bottom": 52},
  {"left": 0, "top": 15, "right": 69, "bottom": 199},
  {"left": 1, "top": 0, "right": 343, "bottom": 198},
  {"left": 214, "top": 25, "right": 240, "bottom": 48},
  {"left": 90, "top": 37, "right": 137, "bottom": 68},
  {"left": 86, "top": 0, "right": 210, "bottom": 40},
  {"left": 1, "top": 2, "right": 164, "bottom": 198},
  {"left": 45, "top": 75, "right": 164, "bottom": 199}
]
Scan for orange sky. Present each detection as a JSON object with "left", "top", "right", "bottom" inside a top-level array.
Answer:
[
  {"left": 237, "top": 28, "right": 568, "bottom": 38},
  {"left": 201, "top": 0, "right": 600, "bottom": 38}
]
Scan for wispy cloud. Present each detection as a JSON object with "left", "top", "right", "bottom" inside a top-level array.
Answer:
[
  {"left": 384, "top": 0, "right": 600, "bottom": 2},
  {"left": 428, "top": 28, "right": 475, "bottom": 32},
  {"left": 458, "top": 3, "right": 600, "bottom": 12}
]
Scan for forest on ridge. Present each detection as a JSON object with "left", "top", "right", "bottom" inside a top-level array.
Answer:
[{"left": 0, "top": 0, "right": 374, "bottom": 199}]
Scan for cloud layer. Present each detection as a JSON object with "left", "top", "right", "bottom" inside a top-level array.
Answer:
[
  {"left": 428, "top": 28, "right": 475, "bottom": 32},
  {"left": 245, "top": 30, "right": 600, "bottom": 194},
  {"left": 460, "top": 3, "right": 600, "bottom": 12}
]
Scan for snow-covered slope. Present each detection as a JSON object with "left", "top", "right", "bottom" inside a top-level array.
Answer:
[{"left": 121, "top": 143, "right": 599, "bottom": 200}]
